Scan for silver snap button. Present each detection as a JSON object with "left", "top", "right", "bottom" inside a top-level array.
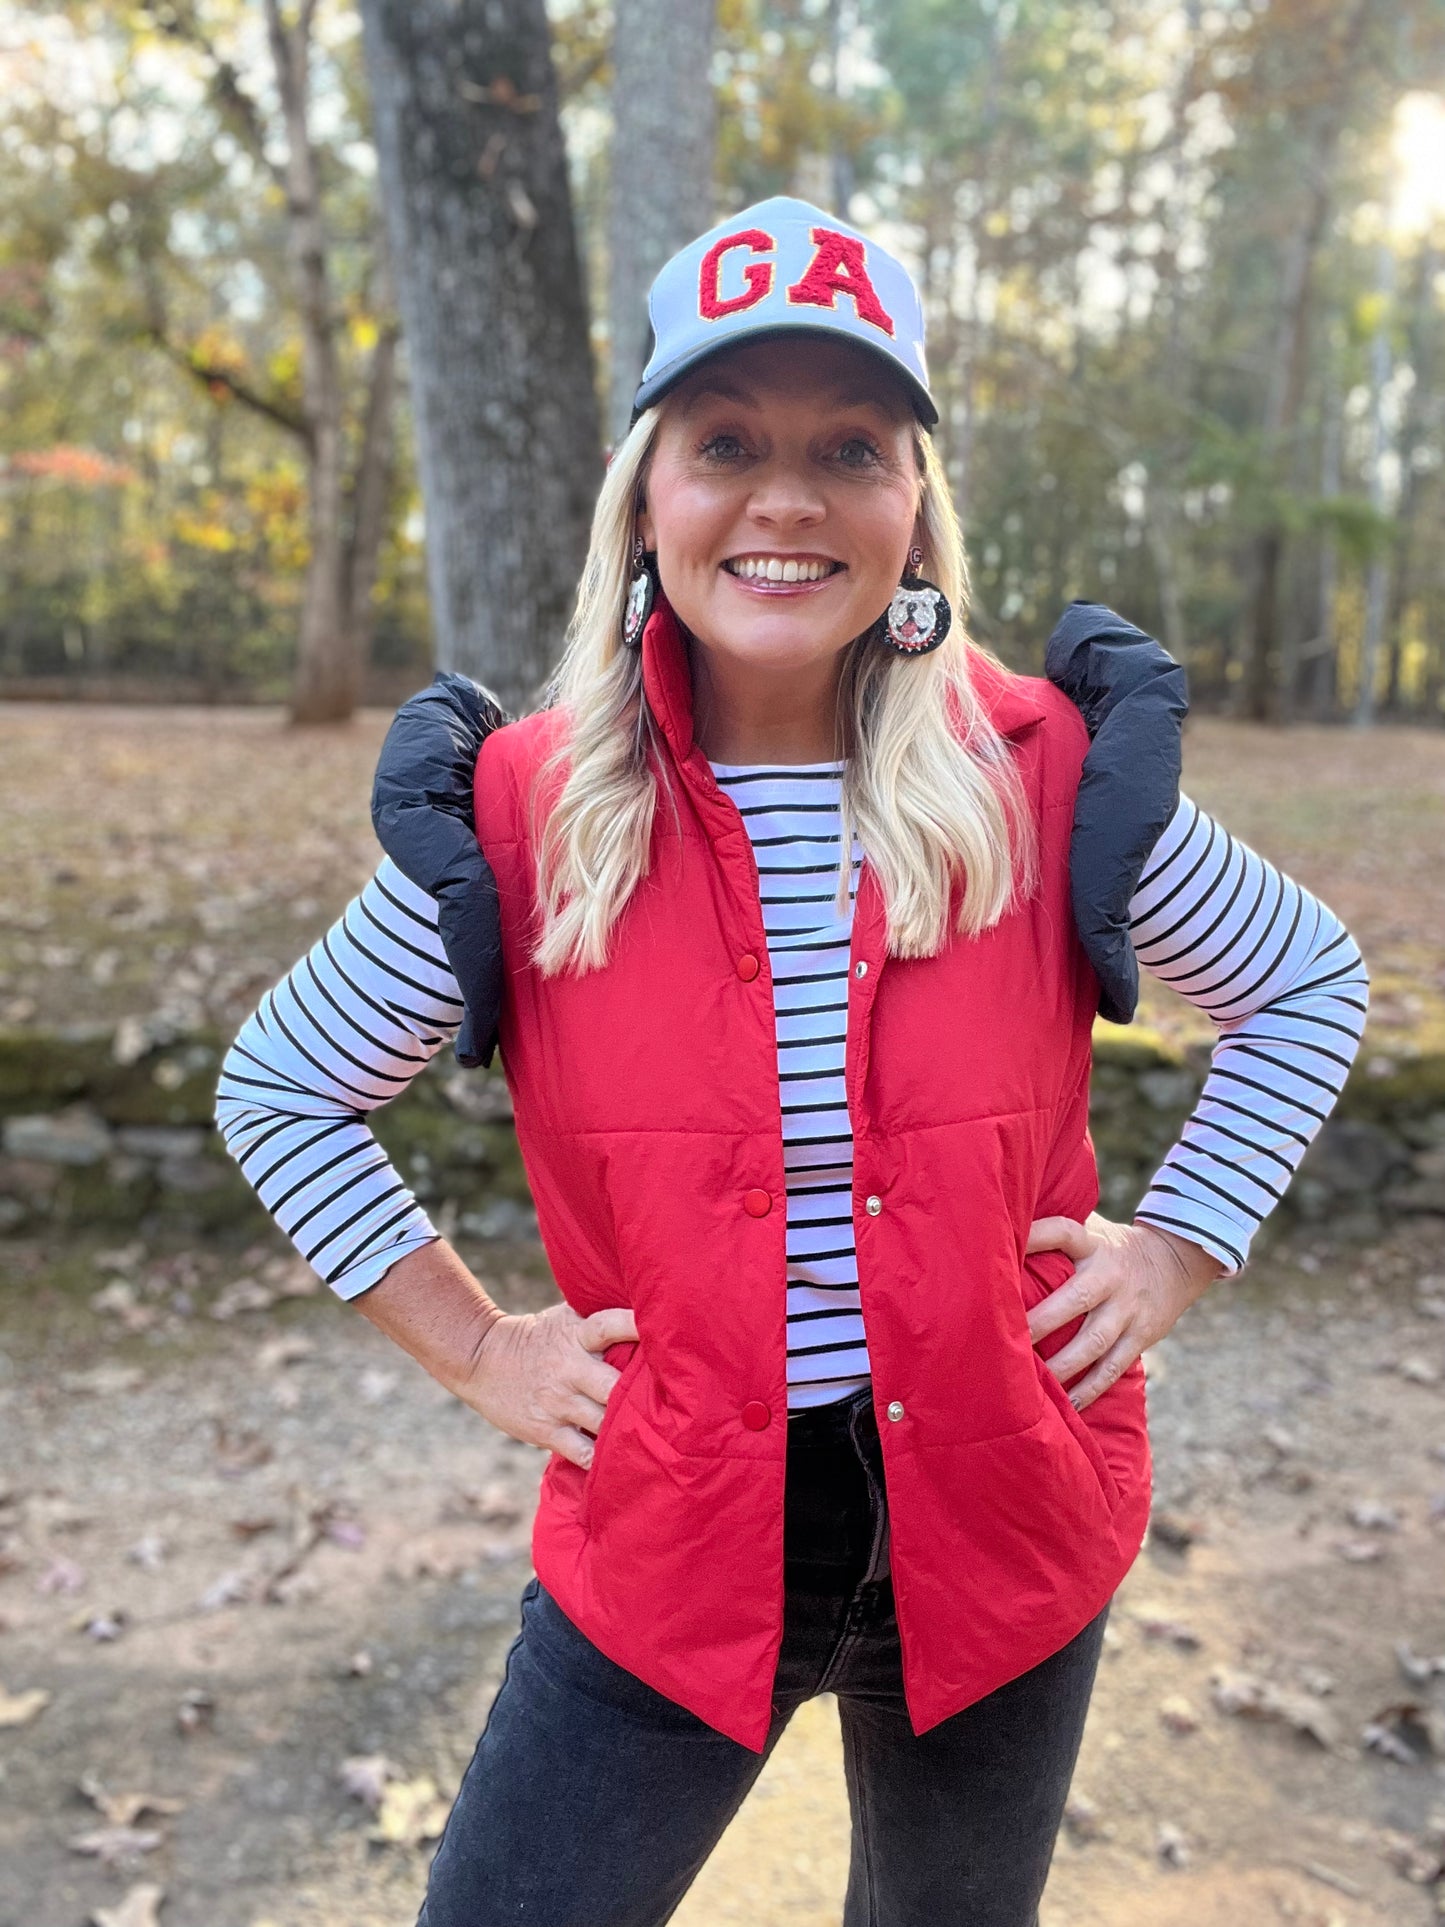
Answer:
[
  {"left": 865, "top": 1194, "right": 882, "bottom": 1216},
  {"left": 854, "top": 960, "right": 868, "bottom": 978},
  {"left": 886, "top": 1400, "right": 905, "bottom": 1422}
]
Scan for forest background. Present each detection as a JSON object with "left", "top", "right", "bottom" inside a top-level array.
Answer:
[{"left": 1, "top": 0, "right": 1443, "bottom": 730}]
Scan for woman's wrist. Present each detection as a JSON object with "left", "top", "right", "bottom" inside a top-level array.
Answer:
[
  {"left": 1129, "top": 1219, "right": 1227, "bottom": 1296},
  {"left": 351, "top": 1238, "right": 509, "bottom": 1403}
]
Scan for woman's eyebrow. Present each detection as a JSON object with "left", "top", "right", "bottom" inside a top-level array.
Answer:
[{"left": 679, "top": 380, "right": 754, "bottom": 414}]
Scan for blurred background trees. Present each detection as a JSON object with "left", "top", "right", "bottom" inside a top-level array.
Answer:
[{"left": 1, "top": 0, "right": 1442, "bottom": 725}]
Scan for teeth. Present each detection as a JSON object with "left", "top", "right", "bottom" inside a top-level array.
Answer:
[{"left": 727, "top": 558, "right": 837, "bottom": 582}]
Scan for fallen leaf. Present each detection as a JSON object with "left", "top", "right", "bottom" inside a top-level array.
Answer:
[
  {"left": 1159, "top": 1695, "right": 1200, "bottom": 1735},
  {"left": 1334, "top": 1538, "right": 1386, "bottom": 1564},
  {"left": 1062, "top": 1792, "right": 1106, "bottom": 1843},
  {"left": 90, "top": 1282, "right": 156, "bottom": 1332},
  {"left": 228, "top": 1516, "right": 280, "bottom": 1541},
  {"left": 0, "top": 1683, "right": 50, "bottom": 1727},
  {"left": 442, "top": 1482, "right": 524, "bottom": 1528},
  {"left": 176, "top": 1687, "right": 215, "bottom": 1736},
  {"left": 36, "top": 1555, "right": 86, "bottom": 1596},
  {"left": 1209, "top": 1666, "right": 1339, "bottom": 1746},
  {"left": 340, "top": 1753, "right": 395, "bottom": 1811},
  {"left": 1398, "top": 1356, "right": 1441, "bottom": 1385},
  {"left": 1147, "top": 1512, "right": 1200, "bottom": 1552},
  {"left": 79, "top": 1772, "right": 185, "bottom": 1827},
  {"left": 368, "top": 1774, "right": 450, "bottom": 1848},
  {"left": 1348, "top": 1499, "right": 1402, "bottom": 1531},
  {"left": 1384, "top": 1833, "right": 1445, "bottom": 1884},
  {"left": 1397, "top": 1641, "right": 1445, "bottom": 1686},
  {"left": 61, "top": 1365, "right": 146, "bottom": 1396},
  {"left": 214, "top": 1423, "right": 272, "bottom": 1476},
  {"left": 68, "top": 1826, "right": 163, "bottom": 1867},
  {"left": 89, "top": 1881, "right": 165, "bottom": 1927},
  {"left": 210, "top": 1278, "right": 276, "bottom": 1321},
  {"left": 126, "top": 1534, "right": 167, "bottom": 1570},
  {"left": 1157, "top": 1820, "right": 1190, "bottom": 1867},
  {"left": 198, "top": 1568, "right": 254, "bottom": 1611},
  {"left": 1132, "top": 1607, "right": 1202, "bottom": 1650},
  {"left": 264, "top": 1257, "right": 319, "bottom": 1298},
  {"left": 75, "top": 1608, "right": 127, "bottom": 1642},
  {"left": 1363, "top": 1700, "right": 1445, "bottom": 1763},
  {"left": 257, "top": 1334, "right": 314, "bottom": 1371}
]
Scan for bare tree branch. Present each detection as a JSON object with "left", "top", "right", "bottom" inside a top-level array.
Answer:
[{"left": 149, "top": 328, "right": 311, "bottom": 441}]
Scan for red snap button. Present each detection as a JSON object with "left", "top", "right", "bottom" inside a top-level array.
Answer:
[
  {"left": 736, "top": 953, "right": 760, "bottom": 981},
  {"left": 741, "top": 1400, "right": 771, "bottom": 1430},
  {"left": 743, "top": 1188, "right": 772, "bottom": 1217}
]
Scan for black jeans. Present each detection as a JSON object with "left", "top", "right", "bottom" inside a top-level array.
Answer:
[{"left": 417, "top": 1386, "right": 1110, "bottom": 1927}]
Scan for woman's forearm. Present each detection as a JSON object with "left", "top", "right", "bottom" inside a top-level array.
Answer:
[{"left": 351, "top": 1238, "right": 508, "bottom": 1402}]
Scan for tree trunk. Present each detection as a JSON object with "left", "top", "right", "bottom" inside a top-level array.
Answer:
[
  {"left": 1237, "top": 0, "right": 1372, "bottom": 723},
  {"left": 1354, "top": 240, "right": 1395, "bottom": 727},
  {"left": 266, "top": 0, "right": 359, "bottom": 726},
  {"left": 342, "top": 311, "right": 401, "bottom": 672},
  {"left": 1381, "top": 241, "right": 1436, "bottom": 713},
  {"left": 606, "top": 0, "right": 717, "bottom": 448},
  {"left": 358, "top": 0, "right": 603, "bottom": 713}
]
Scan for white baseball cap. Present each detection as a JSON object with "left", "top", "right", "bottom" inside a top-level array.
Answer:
[{"left": 631, "top": 195, "right": 938, "bottom": 429}]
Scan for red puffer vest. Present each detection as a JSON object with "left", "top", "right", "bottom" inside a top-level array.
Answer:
[{"left": 475, "top": 602, "right": 1151, "bottom": 1752}]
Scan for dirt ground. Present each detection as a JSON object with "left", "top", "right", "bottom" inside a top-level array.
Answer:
[{"left": 4, "top": 1215, "right": 1445, "bottom": 1927}]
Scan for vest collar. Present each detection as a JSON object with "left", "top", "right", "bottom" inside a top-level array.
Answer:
[{"left": 639, "top": 598, "right": 1046, "bottom": 768}]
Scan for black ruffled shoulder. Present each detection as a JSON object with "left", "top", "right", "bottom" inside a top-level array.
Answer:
[
  {"left": 1043, "top": 601, "right": 1189, "bottom": 1023},
  {"left": 371, "top": 672, "right": 513, "bottom": 1069},
  {"left": 371, "top": 605, "right": 1187, "bottom": 1067}
]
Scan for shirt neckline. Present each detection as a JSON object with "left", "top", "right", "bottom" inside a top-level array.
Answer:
[{"left": 706, "top": 757, "right": 847, "bottom": 774}]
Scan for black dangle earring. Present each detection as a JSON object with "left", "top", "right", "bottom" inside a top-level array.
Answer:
[
  {"left": 622, "top": 535, "right": 658, "bottom": 650},
  {"left": 880, "top": 545, "right": 952, "bottom": 657}
]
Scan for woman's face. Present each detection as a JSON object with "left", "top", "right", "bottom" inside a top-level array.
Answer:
[{"left": 636, "top": 336, "right": 922, "bottom": 681}]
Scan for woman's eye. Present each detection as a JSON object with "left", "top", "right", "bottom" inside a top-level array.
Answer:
[
  {"left": 700, "top": 433, "right": 748, "bottom": 461},
  {"left": 837, "top": 437, "right": 882, "bottom": 467}
]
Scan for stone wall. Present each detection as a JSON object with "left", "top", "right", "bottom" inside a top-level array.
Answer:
[{"left": 1, "top": 1023, "right": 1441, "bottom": 1256}]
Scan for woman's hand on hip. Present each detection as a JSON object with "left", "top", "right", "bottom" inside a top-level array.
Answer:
[
  {"left": 1025, "top": 1214, "right": 1225, "bottom": 1411},
  {"left": 459, "top": 1303, "right": 639, "bottom": 1469}
]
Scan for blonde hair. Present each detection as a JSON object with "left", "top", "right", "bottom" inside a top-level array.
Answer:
[{"left": 527, "top": 401, "right": 1039, "bottom": 977}]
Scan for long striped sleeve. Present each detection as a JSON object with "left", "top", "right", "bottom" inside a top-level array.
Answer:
[
  {"left": 213, "top": 858, "right": 463, "bottom": 1298},
  {"left": 1125, "top": 792, "right": 1370, "bottom": 1275}
]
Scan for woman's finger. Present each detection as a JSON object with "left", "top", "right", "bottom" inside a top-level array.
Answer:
[
  {"left": 557, "top": 1391, "right": 609, "bottom": 1438},
  {"left": 580, "top": 1306, "right": 639, "bottom": 1350},
  {"left": 1042, "top": 1305, "right": 1130, "bottom": 1389},
  {"left": 551, "top": 1423, "right": 599, "bottom": 1469},
  {"left": 1026, "top": 1265, "right": 1107, "bottom": 1343},
  {"left": 1025, "top": 1215, "right": 1094, "bottom": 1260},
  {"left": 1064, "top": 1333, "right": 1141, "bottom": 1412},
  {"left": 573, "top": 1354, "right": 624, "bottom": 1409}
]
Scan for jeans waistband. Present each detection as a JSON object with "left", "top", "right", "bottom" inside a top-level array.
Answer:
[
  {"left": 786, "top": 1384, "right": 876, "bottom": 1446},
  {"left": 783, "top": 1385, "right": 890, "bottom": 1583}
]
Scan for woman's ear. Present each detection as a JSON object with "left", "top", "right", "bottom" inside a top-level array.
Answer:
[{"left": 636, "top": 495, "right": 655, "bottom": 552}]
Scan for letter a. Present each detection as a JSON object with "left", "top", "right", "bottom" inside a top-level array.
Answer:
[{"left": 786, "top": 228, "right": 896, "bottom": 337}]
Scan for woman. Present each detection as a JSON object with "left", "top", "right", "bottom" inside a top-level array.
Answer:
[{"left": 216, "top": 198, "right": 1368, "bottom": 1926}]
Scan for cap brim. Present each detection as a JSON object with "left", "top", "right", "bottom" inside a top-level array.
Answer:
[{"left": 631, "top": 325, "right": 939, "bottom": 431}]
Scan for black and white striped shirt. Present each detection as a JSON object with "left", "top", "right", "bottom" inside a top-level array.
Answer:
[{"left": 214, "top": 782, "right": 1368, "bottom": 1411}]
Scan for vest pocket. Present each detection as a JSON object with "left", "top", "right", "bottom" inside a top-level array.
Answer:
[
  {"left": 579, "top": 1343, "right": 648, "bottom": 1536},
  {"left": 1033, "top": 1351, "right": 1123, "bottom": 1515}
]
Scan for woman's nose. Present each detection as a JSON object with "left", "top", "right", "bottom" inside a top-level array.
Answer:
[{"left": 745, "top": 465, "right": 826, "bottom": 526}]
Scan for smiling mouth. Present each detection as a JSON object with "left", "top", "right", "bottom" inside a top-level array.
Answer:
[{"left": 722, "top": 556, "right": 846, "bottom": 583}]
